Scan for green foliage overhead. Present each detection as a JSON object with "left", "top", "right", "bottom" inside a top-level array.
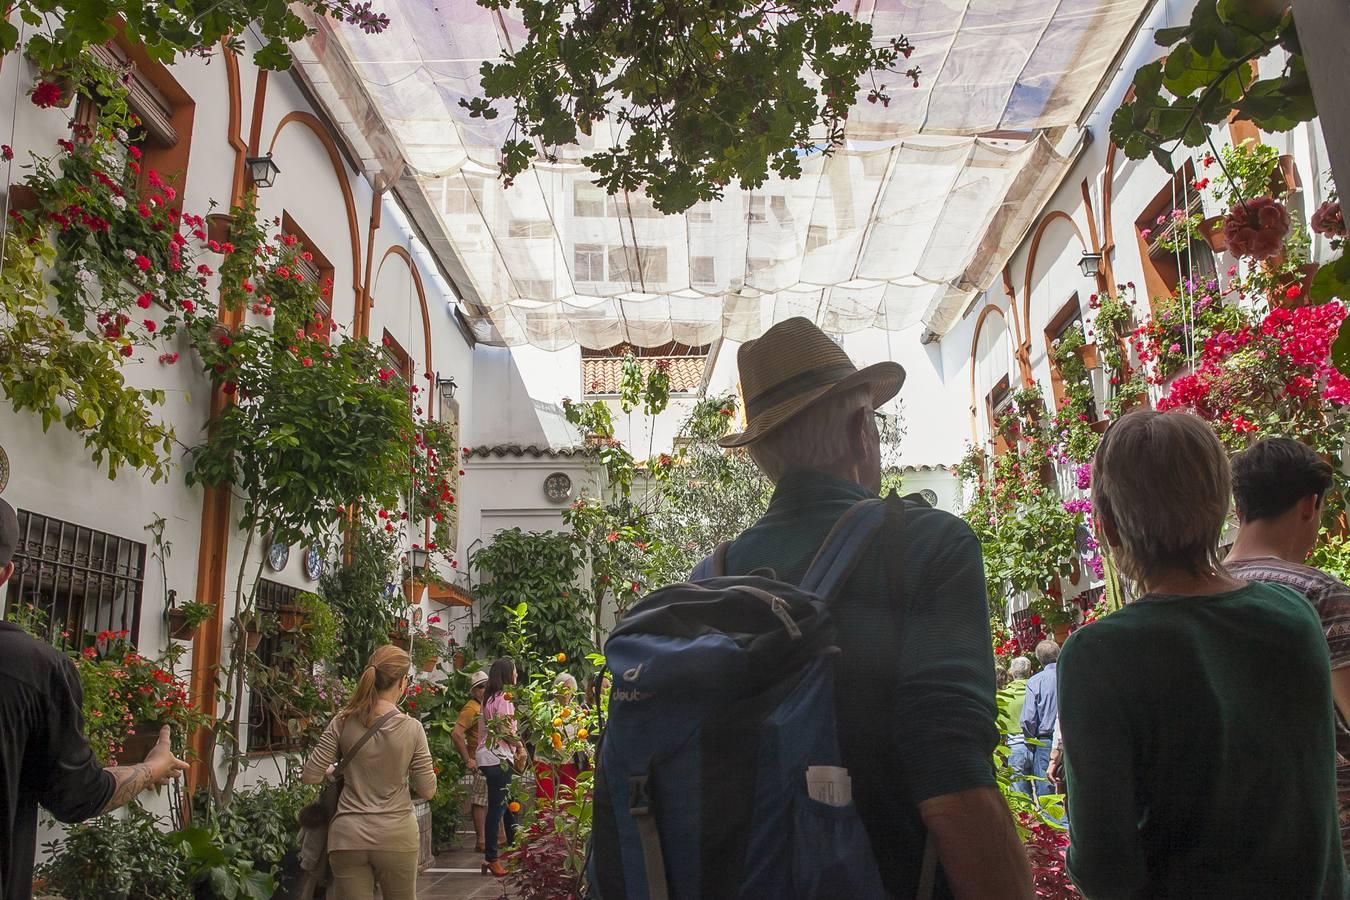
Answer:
[
  {"left": 461, "top": 0, "right": 919, "bottom": 213},
  {"left": 1110, "top": 0, "right": 1312, "bottom": 168},
  {"left": 12, "top": 0, "right": 388, "bottom": 73}
]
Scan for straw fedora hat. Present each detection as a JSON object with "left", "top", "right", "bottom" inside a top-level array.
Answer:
[{"left": 719, "top": 317, "right": 905, "bottom": 448}]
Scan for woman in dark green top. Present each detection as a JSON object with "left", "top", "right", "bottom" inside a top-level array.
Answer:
[{"left": 1060, "top": 410, "right": 1347, "bottom": 898}]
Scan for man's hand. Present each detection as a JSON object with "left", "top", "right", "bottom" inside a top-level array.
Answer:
[
  {"left": 1046, "top": 749, "right": 1063, "bottom": 789},
  {"left": 145, "top": 726, "right": 191, "bottom": 785},
  {"left": 919, "top": 786, "right": 1034, "bottom": 899},
  {"left": 101, "top": 726, "right": 189, "bottom": 813}
]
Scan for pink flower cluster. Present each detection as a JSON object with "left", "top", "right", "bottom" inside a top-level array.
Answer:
[{"left": 1222, "top": 197, "right": 1290, "bottom": 260}]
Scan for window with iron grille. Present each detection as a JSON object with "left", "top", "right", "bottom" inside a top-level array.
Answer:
[
  {"left": 247, "top": 579, "right": 306, "bottom": 753},
  {"left": 3, "top": 510, "right": 145, "bottom": 646}
]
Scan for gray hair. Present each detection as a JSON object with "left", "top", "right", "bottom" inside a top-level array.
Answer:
[
  {"left": 747, "top": 386, "right": 873, "bottom": 482},
  {"left": 553, "top": 672, "right": 578, "bottom": 692},
  {"left": 1009, "top": 656, "right": 1033, "bottom": 679},
  {"left": 1034, "top": 640, "right": 1060, "bottom": 666}
]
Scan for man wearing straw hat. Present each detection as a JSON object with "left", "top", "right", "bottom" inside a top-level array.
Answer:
[{"left": 716, "top": 318, "right": 1032, "bottom": 898}]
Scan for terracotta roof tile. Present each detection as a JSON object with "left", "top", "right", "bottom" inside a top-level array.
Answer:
[{"left": 582, "top": 356, "right": 706, "bottom": 395}]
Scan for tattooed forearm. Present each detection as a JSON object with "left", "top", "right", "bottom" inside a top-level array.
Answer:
[{"left": 100, "top": 763, "right": 155, "bottom": 813}]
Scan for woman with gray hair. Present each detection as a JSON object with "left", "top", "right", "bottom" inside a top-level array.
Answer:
[{"left": 1058, "top": 410, "right": 1347, "bottom": 897}]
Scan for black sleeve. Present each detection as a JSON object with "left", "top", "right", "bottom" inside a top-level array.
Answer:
[{"left": 36, "top": 656, "right": 115, "bottom": 823}]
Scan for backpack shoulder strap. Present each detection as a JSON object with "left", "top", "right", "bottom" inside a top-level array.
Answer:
[
  {"left": 690, "top": 542, "right": 729, "bottom": 580},
  {"left": 799, "top": 495, "right": 899, "bottom": 604},
  {"left": 333, "top": 709, "right": 399, "bottom": 778}
]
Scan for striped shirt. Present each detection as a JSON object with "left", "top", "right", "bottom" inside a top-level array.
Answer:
[{"left": 1228, "top": 556, "right": 1350, "bottom": 862}]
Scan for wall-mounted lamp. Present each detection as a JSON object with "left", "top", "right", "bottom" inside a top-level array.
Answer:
[
  {"left": 1077, "top": 251, "right": 1103, "bottom": 280},
  {"left": 245, "top": 154, "right": 281, "bottom": 189},
  {"left": 436, "top": 375, "right": 457, "bottom": 400},
  {"left": 409, "top": 546, "right": 429, "bottom": 573}
]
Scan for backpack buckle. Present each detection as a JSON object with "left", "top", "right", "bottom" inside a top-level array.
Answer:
[{"left": 629, "top": 774, "right": 652, "bottom": 816}]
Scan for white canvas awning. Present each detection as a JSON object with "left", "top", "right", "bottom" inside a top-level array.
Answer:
[{"left": 293, "top": 0, "right": 1149, "bottom": 347}]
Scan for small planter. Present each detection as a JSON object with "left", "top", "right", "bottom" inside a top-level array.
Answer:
[
  {"left": 1089, "top": 419, "right": 1110, "bottom": 435},
  {"left": 452, "top": 648, "right": 466, "bottom": 670},
  {"left": 417, "top": 656, "right": 439, "bottom": 673},
  {"left": 1272, "top": 263, "right": 1320, "bottom": 308},
  {"left": 1198, "top": 215, "right": 1227, "bottom": 252},
  {"left": 243, "top": 623, "right": 263, "bottom": 652},
  {"left": 1270, "top": 154, "right": 1300, "bottom": 198},
  {"left": 166, "top": 608, "right": 197, "bottom": 641},
  {"left": 7, "top": 185, "right": 38, "bottom": 214},
  {"left": 1052, "top": 621, "right": 1072, "bottom": 644},
  {"left": 389, "top": 632, "right": 411, "bottom": 651},
  {"left": 118, "top": 721, "right": 162, "bottom": 765},
  {"left": 403, "top": 578, "right": 427, "bottom": 603},
  {"left": 206, "top": 212, "right": 233, "bottom": 245},
  {"left": 1073, "top": 342, "right": 1100, "bottom": 371}
]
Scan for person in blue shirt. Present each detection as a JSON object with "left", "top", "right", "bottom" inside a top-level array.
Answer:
[{"left": 1020, "top": 639, "right": 1060, "bottom": 799}]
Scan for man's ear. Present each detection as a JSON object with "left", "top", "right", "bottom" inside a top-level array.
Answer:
[{"left": 1300, "top": 493, "right": 1321, "bottom": 522}]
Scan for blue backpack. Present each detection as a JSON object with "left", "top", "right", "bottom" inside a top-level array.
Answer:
[{"left": 587, "top": 495, "right": 935, "bottom": 899}]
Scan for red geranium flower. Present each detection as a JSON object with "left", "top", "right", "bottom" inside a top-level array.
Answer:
[{"left": 31, "top": 81, "right": 64, "bottom": 108}]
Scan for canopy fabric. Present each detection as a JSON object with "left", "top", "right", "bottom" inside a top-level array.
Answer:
[{"left": 293, "top": 0, "right": 1149, "bottom": 348}]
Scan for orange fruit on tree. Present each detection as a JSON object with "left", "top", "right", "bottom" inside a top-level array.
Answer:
[
  {"left": 556, "top": 653, "right": 567, "bottom": 663},
  {"left": 552, "top": 717, "right": 564, "bottom": 727},
  {"left": 561, "top": 707, "right": 572, "bottom": 719},
  {"left": 577, "top": 728, "right": 589, "bottom": 740},
  {"left": 508, "top": 801, "right": 521, "bottom": 813}
]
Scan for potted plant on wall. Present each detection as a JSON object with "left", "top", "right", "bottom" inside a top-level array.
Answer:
[
  {"left": 165, "top": 597, "right": 215, "bottom": 641},
  {"left": 411, "top": 632, "right": 440, "bottom": 673}
]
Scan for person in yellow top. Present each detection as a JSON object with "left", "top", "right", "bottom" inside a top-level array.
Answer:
[
  {"left": 451, "top": 670, "right": 490, "bottom": 851},
  {"left": 303, "top": 645, "right": 436, "bottom": 900}
]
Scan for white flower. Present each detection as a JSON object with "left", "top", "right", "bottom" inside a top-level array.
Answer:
[
  {"left": 123, "top": 248, "right": 136, "bottom": 260},
  {"left": 115, "top": 129, "right": 128, "bottom": 143},
  {"left": 154, "top": 273, "right": 165, "bottom": 285},
  {"left": 109, "top": 195, "right": 126, "bottom": 211}
]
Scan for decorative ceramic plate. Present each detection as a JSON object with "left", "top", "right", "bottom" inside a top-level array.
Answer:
[
  {"left": 544, "top": 471, "right": 572, "bottom": 503},
  {"left": 304, "top": 545, "right": 325, "bottom": 581},
  {"left": 267, "top": 538, "right": 290, "bottom": 572}
]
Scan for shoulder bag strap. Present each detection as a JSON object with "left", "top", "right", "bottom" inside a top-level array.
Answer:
[{"left": 332, "top": 709, "right": 400, "bottom": 780}]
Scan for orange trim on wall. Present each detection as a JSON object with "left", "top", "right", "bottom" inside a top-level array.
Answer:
[
  {"left": 247, "top": 70, "right": 268, "bottom": 155},
  {"left": 268, "top": 112, "right": 363, "bottom": 317},
  {"left": 968, "top": 303, "right": 1012, "bottom": 443},
  {"left": 1020, "top": 210, "right": 1087, "bottom": 347},
  {"left": 357, "top": 188, "right": 385, "bottom": 338},
  {"left": 376, "top": 244, "right": 434, "bottom": 376},
  {"left": 187, "top": 45, "right": 251, "bottom": 796}
]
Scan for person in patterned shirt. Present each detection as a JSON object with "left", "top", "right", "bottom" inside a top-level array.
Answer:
[{"left": 1227, "top": 437, "right": 1350, "bottom": 862}]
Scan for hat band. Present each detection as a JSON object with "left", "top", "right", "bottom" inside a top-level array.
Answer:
[{"left": 746, "top": 362, "right": 859, "bottom": 418}]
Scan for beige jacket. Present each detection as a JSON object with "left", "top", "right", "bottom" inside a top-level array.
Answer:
[{"left": 303, "top": 711, "right": 436, "bottom": 853}]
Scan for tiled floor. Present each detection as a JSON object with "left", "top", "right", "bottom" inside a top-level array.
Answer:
[{"left": 416, "top": 843, "right": 507, "bottom": 899}]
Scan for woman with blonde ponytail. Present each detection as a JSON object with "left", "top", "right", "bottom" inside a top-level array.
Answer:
[{"left": 302, "top": 645, "right": 435, "bottom": 900}]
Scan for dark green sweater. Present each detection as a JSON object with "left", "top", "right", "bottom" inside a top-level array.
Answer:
[
  {"left": 723, "top": 470, "right": 998, "bottom": 898},
  {"left": 1059, "top": 581, "right": 1349, "bottom": 899}
]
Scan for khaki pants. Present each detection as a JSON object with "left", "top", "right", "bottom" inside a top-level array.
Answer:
[{"left": 328, "top": 849, "right": 419, "bottom": 900}]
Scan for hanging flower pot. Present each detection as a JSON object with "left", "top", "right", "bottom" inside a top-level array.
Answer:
[
  {"left": 403, "top": 577, "right": 427, "bottom": 604},
  {"left": 452, "top": 648, "right": 466, "bottom": 670},
  {"left": 1198, "top": 215, "right": 1227, "bottom": 252},
  {"left": 1072, "top": 342, "right": 1100, "bottom": 371},
  {"left": 1052, "top": 621, "right": 1072, "bottom": 644},
  {"left": 1271, "top": 263, "right": 1320, "bottom": 309},
  {"left": 417, "top": 655, "right": 439, "bottom": 673},
  {"left": 1089, "top": 419, "right": 1110, "bottom": 435},
  {"left": 389, "top": 631, "right": 411, "bottom": 651},
  {"left": 166, "top": 608, "right": 196, "bottom": 641},
  {"left": 1270, "top": 154, "right": 1300, "bottom": 198}
]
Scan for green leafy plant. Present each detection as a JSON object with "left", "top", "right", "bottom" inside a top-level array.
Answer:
[
  {"left": 194, "top": 771, "right": 318, "bottom": 877},
  {"left": 411, "top": 631, "right": 440, "bottom": 670},
  {"left": 293, "top": 592, "right": 339, "bottom": 663},
  {"left": 471, "top": 528, "right": 589, "bottom": 665},
  {"left": 12, "top": 0, "right": 388, "bottom": 73},
  {"left": 38, "top": 805, "right": 190, "bottom": 900},
  {"left": 176, "top": 600, "right": 216, "bottom": 631},
  {"left": 169, "top": 826, "right": 274, "bottom": 900},
  {"left": 1110, "top": 0, "right": 1311, "bottom": 169},
  {"left": 319, "top": 518, "right": 404, "bottom": 681},
  {"left": 461, "top": 0, "right": 919, "bottom": 212}
]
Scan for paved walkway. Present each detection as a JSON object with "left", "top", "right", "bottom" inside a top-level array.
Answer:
[{"left": 416, "top": 845, "right": 505, "bottom": 899}]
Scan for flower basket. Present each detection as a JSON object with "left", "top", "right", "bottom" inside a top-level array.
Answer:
[
  {"left": 1271, "top": 263, "right": 1319, "bottom": 309},
  {"left": 117, "top": 721, "right": 161, "bottom": 765},
  {"left": 6, "top": 185, "right": 38, "bottom": 214},
  {"left": 1073, "top": 342, "right": 1100, "bottom": 371},
  {"left": 206, "top": 212, "right": 233, "bottom": 245},
  {"left": 1198, "top": 215, "right": 1227, "bottom": 252},
  {"left": 166, "top": 608, "right": 197, "bottom": 641},
  {"left": 243, "top": 621, "right": 263, "bottom": 652},
  {"left": 403, "top": 578, "right": 427, "bottom": 603},
  {"left": 452, "top": 649, "right": 466, "bottom": 670}
]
